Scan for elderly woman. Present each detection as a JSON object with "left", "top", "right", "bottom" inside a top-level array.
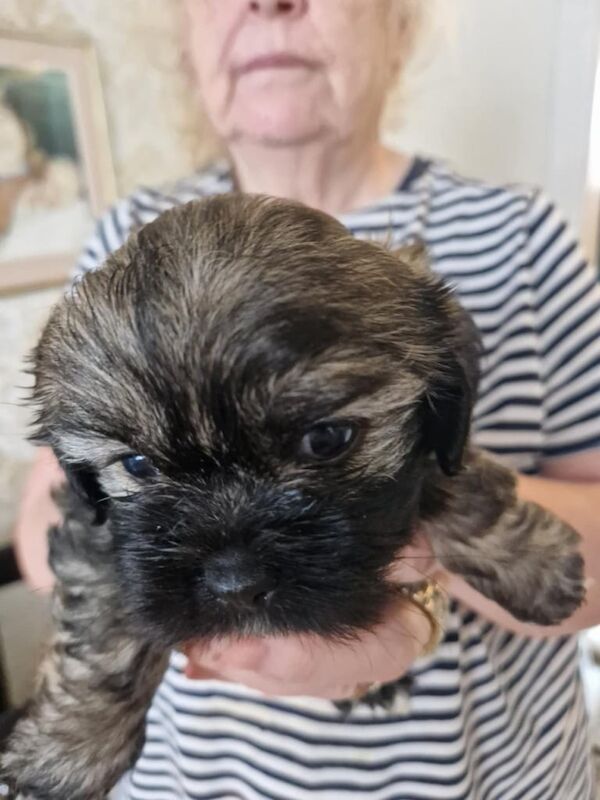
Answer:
[{"left": 13, "top": 1, "right": 600, "bottom": 798}]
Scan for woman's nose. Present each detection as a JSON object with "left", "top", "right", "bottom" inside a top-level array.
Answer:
[{"left": 248, "top": 0, "right": 307, "bottom": 20}]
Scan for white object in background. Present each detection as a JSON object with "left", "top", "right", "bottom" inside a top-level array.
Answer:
[
  {"left": 582, "top": 38, "right": 600, "bottom": 264},
  {"left": 388, "top": 0, "right": 600, "bottom": 251},
  {"left": 546, "top": 0, "right": 600, "bottom": 259},
  {"left": 581, "top": 627, "right": 600, "bottom": 749}
]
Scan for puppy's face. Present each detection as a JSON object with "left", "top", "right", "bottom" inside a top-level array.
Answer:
[{"left": 33, "top": 196, "right": 478, "bottom": 647}]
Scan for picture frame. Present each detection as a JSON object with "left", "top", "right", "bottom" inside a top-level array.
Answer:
[{"left": 0, "top": 32, "right": 116, "bottom": 294}]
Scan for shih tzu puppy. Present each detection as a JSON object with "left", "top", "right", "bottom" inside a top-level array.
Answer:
[{"left": 2, "top": 195, "right": 584, "bottom": 799}]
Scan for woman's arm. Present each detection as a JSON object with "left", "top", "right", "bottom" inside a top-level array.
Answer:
[
  {"left": 445, "top": 450, "right": 600, "bottom": 637},
  {"left": 12, "top": 447, "right": 64, "bottom": 592}
]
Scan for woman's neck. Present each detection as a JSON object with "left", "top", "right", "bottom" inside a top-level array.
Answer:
[{"left": 227, "top": 136, "right": 411, "bottom": 217}]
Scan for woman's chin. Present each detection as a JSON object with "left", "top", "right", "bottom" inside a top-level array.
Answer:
[
  {"left": 231, "top": 123, "right": 327, "bottom": 147},
  {"left": 225, "top": 102, "right": 330, "bottom": 147}
]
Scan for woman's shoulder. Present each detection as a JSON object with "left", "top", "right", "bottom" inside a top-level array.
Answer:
[
  {"left": 117, "top": 160, "right": 234, "bottom": 226},
  {"left": 418, "top": 159, "right": 571, "bottom": 268},
  {"left": 140, "top": 160, "right": 234, "bottom": 210},
  {"left": 424, "top": 158, "right": 547, "bottom": 219},
  {"left": 346, "top": 157, "right": 552, "bottom": 244},
  {"left": 75, "top": 162, "right": 233, "bottom": 275}
]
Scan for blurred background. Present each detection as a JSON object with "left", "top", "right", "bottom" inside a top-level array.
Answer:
[{"left": 0, "top": 0, "right": 598, "bottom": 724}]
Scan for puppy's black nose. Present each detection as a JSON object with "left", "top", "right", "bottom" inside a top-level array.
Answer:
[{"left": 203, "top": 550, "right": 276, "bottom": 610}]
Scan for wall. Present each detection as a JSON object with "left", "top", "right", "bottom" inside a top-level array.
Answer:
[
  {"left": 0, "top": 0, "right": 598, "bottom": 704},
  {"left": 0, "top": 0, "right": 222, "bottom": 540},
  {"left": 389, "top": 0, "right": 600, "bottom": 247}
]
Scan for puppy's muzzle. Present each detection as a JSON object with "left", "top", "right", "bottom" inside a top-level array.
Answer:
[{"left": 203, "top": 548, "right": 277, "bottom": 611}]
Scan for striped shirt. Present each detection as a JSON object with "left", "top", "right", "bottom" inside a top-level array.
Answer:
[{"left": 77, "top": 158, "right": 600, "bottom": 800}]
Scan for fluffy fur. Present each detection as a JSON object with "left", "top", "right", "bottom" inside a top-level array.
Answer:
[{"left": 1, "top": 195, "right": 584, "bottom": 799}]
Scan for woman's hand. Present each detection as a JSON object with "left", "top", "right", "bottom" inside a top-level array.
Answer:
[
  {"left": 12, "top": 447, "right": 64, "bottom": 593},
  {"left": 184, "top": 537, "right": 444, "bottom": 700}
]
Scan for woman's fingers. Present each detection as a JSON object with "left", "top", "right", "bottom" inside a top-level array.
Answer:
[
  {"left": 387, "top": 530, "right": 439, "bottom": 583},
  {"left": 182, "top": 535, "right": 444, "bottom": 699},
  {"left": 183, "top": 592, "right": 434, "bottom": 699},
  {"left": 12, "top": 447, "right": 64, "bottom": 593}
]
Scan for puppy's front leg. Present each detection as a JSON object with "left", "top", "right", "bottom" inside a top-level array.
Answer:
[
  {"left": 422, "top": 451, "right": 585, "bottom": 625},
  {"left": 1, "top": 490, "right": 168, "bottom": 800}
]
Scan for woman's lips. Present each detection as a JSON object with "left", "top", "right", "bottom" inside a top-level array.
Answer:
[{"left": 233, "top": 53, "right": 320, "bottom": 75}]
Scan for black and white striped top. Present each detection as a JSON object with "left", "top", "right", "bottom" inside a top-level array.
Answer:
[{"left": 77, "top": 159, "right": 600, "bottom": 800}]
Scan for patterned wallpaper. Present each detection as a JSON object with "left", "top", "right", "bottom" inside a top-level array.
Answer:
[{"left": 0, "top": 0, "right": 219, "bottom": 543}]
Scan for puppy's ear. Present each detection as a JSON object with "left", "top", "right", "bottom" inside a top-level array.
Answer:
[
  {"left": 392, "top": 239, "right": 430, "bottom": 277},
  {"left": 391, "top": 239, "right": 480, "bottom": 476},
  {"left": 422, "top": 362, "right": 473, "bottom": 476},
  {"left": 63, "top": 463, "right": 109, "bottom": 525}
]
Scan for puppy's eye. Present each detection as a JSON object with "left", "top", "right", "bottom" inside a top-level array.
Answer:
[
  {"left": 299, "top": 422, "right": 359, "bottom": 463},
  {"left": 121, "top": 454, "right": 158, "bottom": 480}
]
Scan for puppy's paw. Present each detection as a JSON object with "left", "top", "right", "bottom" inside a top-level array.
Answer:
[
  {"left": 465, "top": 556, "right": 584, "bottom": 626},
  {"left": 451, "top": 500, "right": 586, "bottom": 626},
  {"left": 334, "top": 676, "right": 413, "bottom": 716},
  {"left": 501, "top": 550, "right": 585, "bottom": 627}
]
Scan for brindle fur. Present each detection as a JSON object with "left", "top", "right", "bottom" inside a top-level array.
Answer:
[
  {"left": 1, "top": 195, "right": 584, "bottom": 799},
  {"left": 1, "top": 490, "right": 167, "bottom": 800}
]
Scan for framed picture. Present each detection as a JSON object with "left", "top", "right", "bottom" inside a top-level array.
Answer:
[{"left": 0, "top": 32, "right": 116, "bottom": 294}]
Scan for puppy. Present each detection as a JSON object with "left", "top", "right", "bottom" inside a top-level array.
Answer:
[{"left": 2, "top": 195, "right": 584, "bottom": 799}]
